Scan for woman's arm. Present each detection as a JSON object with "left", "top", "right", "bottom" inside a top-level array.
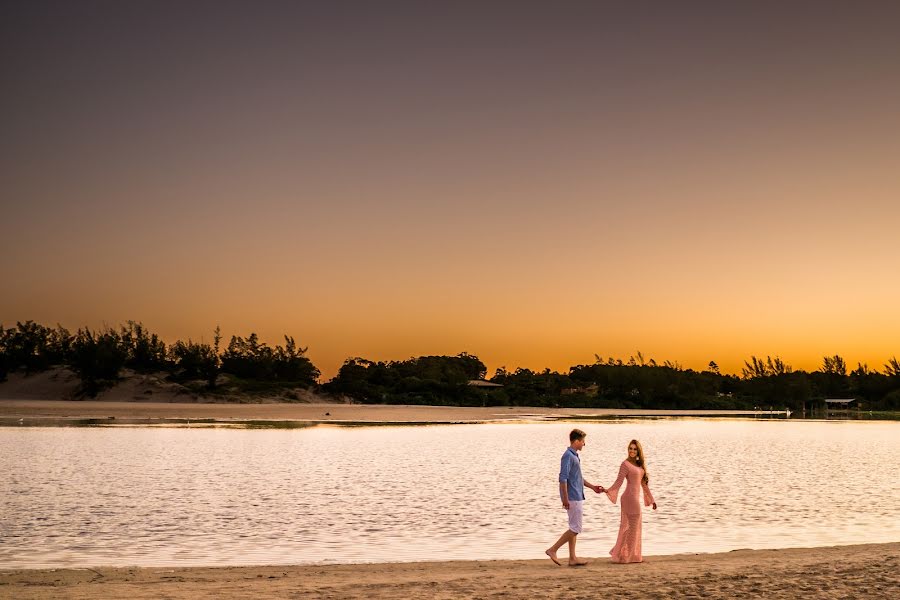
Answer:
[
  {"left": 642, "top": 480, "right": 657, "bottom": 509},
  {"left": 604, "top": 462, "right": 628, "bottom": 504}
]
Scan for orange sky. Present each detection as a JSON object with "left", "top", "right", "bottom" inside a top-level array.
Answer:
[{"left": 2, "top": 3, "right": 899, "bottom": 380}]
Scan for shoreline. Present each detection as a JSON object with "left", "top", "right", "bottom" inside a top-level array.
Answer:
[
  {"left": 2, "top": 543, "right": 897, "bottom": 599},
  {"left": 0, "top": 400, "right": 803, "bottom": 427}
]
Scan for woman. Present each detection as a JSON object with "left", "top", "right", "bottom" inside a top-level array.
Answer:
[{"left": 602, "top": 439, "right": 657, "bottom": 563}]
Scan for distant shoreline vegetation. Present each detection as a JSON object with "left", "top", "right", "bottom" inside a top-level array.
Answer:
[{"left": 1, "top": 320, "right": 899, "bottom": 411}]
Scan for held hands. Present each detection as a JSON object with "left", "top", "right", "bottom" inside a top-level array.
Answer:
[{"left": 562, "top": 484, "right": 606, "bottom": 508}]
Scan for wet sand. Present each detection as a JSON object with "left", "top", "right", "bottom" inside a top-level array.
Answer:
[
  {"left": 0, "top": 399, "right": 788, "bottom": 426},
  {"left": 1, "top": 543, "right": 897, "bottom": 599}
]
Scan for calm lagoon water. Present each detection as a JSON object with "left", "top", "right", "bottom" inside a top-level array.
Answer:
[{"left": 1, "top": 420, "right": 898, "bottom": 568}]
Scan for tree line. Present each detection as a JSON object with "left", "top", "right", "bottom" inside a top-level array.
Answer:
[
  {"left": 0, "top": 321, "right": 318, "bottom": 397},
  {"left": 1, "top": 320, "right": 899, "bottom": 410},
  {"left": 326, "top": 352, "right": 900, "bottom": 412}
]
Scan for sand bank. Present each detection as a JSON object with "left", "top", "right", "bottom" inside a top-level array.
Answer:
[
  {"left": 2, "top": 543, "right": 897, "bottom": 599},
  {"left": 0, "top": 399, "right": 792, "bottom": 426}
]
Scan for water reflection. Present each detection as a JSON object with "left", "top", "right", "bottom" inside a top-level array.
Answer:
[{"left": 1, "top": 420, "right": 898, "bottom": 568}]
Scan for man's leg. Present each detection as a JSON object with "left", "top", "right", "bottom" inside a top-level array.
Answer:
[
  {"left": 545, "top": 530, "right": 574, "bottom": 565},
  {"left": 568, "top": 532, "right": 588, "bottom": 566},
  {"left": 568, "top": 501, "right": 588, "bottom": 566}
]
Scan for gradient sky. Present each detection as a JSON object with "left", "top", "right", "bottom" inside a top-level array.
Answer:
[{"left": 3, "top": 1, "right": 899, "bottom": 380}]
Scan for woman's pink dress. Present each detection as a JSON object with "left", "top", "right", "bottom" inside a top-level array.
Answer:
[{"left": 604, "top": 459, "right": 655, "bottom": 563}]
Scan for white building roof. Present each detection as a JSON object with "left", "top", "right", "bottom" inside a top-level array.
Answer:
[{"left": 468, "top": 379, "right": 503, "bottom": 388}]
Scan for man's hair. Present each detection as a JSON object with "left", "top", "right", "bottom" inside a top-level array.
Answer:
[{"left": 569, "top": 429, "right": 586, "bottom": 443}]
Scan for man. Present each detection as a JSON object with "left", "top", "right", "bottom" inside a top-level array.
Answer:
[{"left": 545, "top": 428, "right": 604, "bottom": 566}]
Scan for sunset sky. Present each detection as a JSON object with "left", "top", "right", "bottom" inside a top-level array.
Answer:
[{"left": 2, "top": 1, "right": 899, "bottom": 380}]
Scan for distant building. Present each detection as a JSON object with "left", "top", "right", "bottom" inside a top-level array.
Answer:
[
  {"left": 561, "top": 384, "right": 599, "bottom": 396},
  {"left": 467, "top": 379, "right": 503, "bottom": 388},
  {"left": 822, "top": 398, "right": 860, "bottom": 418},
  {"left": 824, "top": 398, "right": 857, "bottom": 407}
]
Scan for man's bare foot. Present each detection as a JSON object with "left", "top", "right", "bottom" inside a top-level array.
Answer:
[
  {"left": 545, "top": 549, "right": 561, "bottom": 566},
  {"left": 568, "top": 558, "right": 589, "bottom": 567}
]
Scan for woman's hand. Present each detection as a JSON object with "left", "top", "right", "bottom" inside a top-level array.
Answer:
[{"left": 652, "top": 502, "right": 657, "bottom": 510}]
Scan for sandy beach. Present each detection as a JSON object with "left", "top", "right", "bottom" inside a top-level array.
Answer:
[
  {"left": 2, "top": 543, "right": 897, "bottom": 599},
  {"left": 0, "top": 369, "right": 795, "bottom": 425},
  {"left": 0, "top": 399, "right": 790, "bottom": 426}
]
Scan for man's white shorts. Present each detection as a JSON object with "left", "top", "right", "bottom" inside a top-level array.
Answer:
[{"left": 567, "top": 500, "right": 584, "bottom": 534}]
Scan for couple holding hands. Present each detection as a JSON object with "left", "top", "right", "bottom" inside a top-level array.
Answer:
[{"left": 546, "top": 429, "right": 657, "bottom": 567}]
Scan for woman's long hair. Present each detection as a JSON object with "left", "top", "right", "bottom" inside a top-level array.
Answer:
[{"left": 630, "top": 439, "right": 649, "bottom": 485}]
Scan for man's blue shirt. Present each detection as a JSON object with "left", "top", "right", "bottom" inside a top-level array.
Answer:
[{"left": 559, "top": 447, "right": 584, "bottom": 501}]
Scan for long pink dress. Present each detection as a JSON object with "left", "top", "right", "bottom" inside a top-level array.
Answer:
[{"left": 604, "top": 459, "right": 655, "bottom": 563}]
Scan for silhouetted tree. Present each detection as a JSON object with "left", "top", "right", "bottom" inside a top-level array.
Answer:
[
  {"left": 0, "top": 325, "right": 9, "bottom": 382},
  {"left": 68, "top": 328, "right": 127, "bottom": 397},
  {"left": 220, "top": 332, "right": 318, "bottom": 386},
  {"left": 325, "top": 353, "right": 487, "bottom": 405},
  {"left": 273, "top": 335, "right": 320, "bottom": 384},
  {"left": 170, "top": 339, "right": 218, "bottom": 387},
  {"left": 0, "top": 321, "right": 71, "bottom": 374},
  {"left": 741, "top": 355, "right": 791, "bottom": 378},
  {"left": 120, "top": 321, "right": 169, "bottom": 372},
  {"left": 810, "top": 354, "right": 851, "bottom": 398}
]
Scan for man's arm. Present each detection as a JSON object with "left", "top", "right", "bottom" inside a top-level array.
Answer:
[
  {"left": 558, "top": 454, "right": 571, "bottom": 508},
  {"left": 559, "top": 481, "right": 570, "bottom": 509},
  {"left": 584, "top": 479, "right": 604, "bottom": 494}
]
